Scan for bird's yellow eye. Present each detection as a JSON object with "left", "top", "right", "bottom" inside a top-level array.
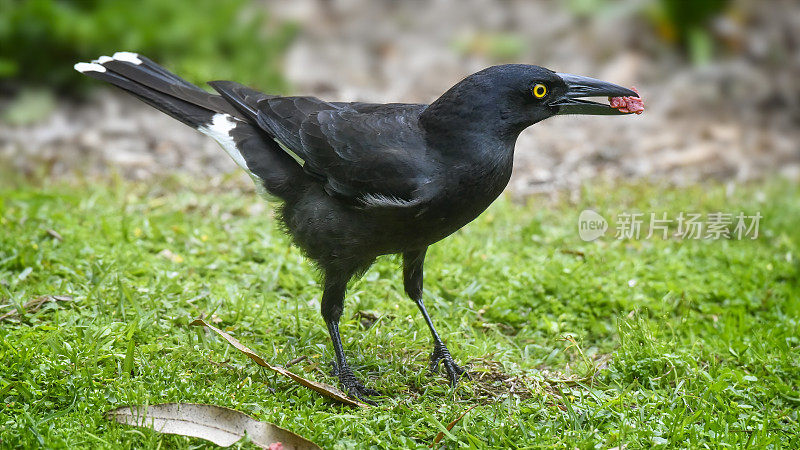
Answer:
[{"left": 533, "top": 84, "right": 547, "bottom": 98}]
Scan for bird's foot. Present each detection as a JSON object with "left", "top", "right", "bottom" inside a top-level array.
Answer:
[
  {"left": 429, "top": 344, "right": 470, "bottom": 386},
  {"left": 331, "top": 361, "right": 380, "bottom": 405}
]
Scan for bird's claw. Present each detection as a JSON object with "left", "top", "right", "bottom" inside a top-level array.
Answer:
[
  {"left": 429, "top": 344, "right": 470, "bottom": 386},
  {"left": 332, "top": 361, "right": 381, "bottom": 405}
]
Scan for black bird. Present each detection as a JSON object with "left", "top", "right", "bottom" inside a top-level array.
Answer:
[{"left": 75, "top": 52, "right": 640, "bottom": 402}]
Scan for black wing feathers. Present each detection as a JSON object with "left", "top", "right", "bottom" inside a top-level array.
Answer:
[
  {"left": 256, "top": 96, "right": 340, "bottom": 157},
  {"left": 209, "top": 81, "right": 436, "bottom": 208},
  {"left": 207, "top": 80, "right": 274, "bottom": 122},
  {"left": 296, "top": 106, "right": 434, "bottom": 205}
]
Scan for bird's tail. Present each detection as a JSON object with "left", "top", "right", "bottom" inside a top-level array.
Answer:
[{"left": 74, "top": 52, "right": 306, "bottom": 201}]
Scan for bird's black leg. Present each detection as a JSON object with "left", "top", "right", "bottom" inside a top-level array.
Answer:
[
  {"left": 321, "top": 275, "right": 380, "bottom": 403},
  {"left": 403, "top": 248, "right": 469, "bottom": 386}
]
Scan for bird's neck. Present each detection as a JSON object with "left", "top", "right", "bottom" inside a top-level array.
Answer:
[{"left": 419, "top": 92, "right": 529, "bottom": 157}]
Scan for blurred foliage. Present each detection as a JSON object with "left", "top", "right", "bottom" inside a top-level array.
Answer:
[
  {"left": 648, "top": 0, "right": 731, "bottom": 64},
  {"left": 569, "top": 0, "right": 732, "bottom": 65},
  {"left": 454, "top": 32, "right": 526, "bottom": 62},
  {"left": 0, "top": 0, "right": 297, "bottom": 94}
]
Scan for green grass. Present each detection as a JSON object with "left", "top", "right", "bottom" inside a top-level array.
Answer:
[{"left": 1, "top": 175, "right": 798, "bottom": 448}]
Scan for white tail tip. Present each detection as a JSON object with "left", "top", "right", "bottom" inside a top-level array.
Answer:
[
  {"left": 74, "top": 62, "right": 106, "bottom": 73},
  {"left": 112, "top": 51, "right": 142, "bottom": 65}
]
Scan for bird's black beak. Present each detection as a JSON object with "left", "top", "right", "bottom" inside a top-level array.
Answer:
[{"left": 553, "top": 73, "right": 639, "bottom": 115}]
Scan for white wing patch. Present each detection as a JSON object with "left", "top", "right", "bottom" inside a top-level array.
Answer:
[{"left": 198, "top": 114, "right": 250, "bottom": 172}]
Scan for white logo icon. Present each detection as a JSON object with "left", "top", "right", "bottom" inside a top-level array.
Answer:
[{"left": 578, "top": 209, "right": 607, "bottom": 241}]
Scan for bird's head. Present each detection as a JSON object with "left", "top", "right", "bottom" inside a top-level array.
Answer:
[{"left": 422, "top": 64, "right": 640, "bottom": 142}]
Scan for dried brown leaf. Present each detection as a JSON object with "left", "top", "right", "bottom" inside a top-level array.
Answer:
[
  {"left": 106, "top": 403, "right": 320, "bottom": 449},
  {"left": 190, "top": 318, "right": 369, "bottom": 408},
  {"left": 0, "top": 295, "right": 73, "bottom": 321}
]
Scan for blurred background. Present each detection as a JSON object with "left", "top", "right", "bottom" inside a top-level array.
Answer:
[{"left": 1, "top": 0, "right": 798, "bottom": 197}]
